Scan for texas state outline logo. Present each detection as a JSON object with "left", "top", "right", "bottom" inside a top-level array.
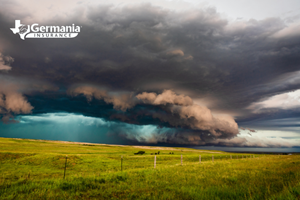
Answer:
[{"left": 10, "top": 20, "right": 81, "bottom": 40}]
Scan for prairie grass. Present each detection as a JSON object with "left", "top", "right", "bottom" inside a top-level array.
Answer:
[{"left": 0, "top": 137, "right": 299, "bottom": 199}]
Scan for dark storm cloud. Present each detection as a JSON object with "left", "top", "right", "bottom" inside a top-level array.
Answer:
[
  {"left": 237, "top": 108, "right": 300, "bottom": 133},
  {"left": 0, "top": 2, "right": 300, "bottom": 145}
]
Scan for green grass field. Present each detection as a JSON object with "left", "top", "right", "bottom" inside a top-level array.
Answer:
[{"left": 0, "top": 137, "right": 299, "bottom": 199}]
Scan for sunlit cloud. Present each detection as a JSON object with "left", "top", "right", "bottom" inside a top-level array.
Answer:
[{"left": 249, "top": 89, "right": 300, "bottom": 112}]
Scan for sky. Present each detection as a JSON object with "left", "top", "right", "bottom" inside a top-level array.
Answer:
[{"left": 0, "top": 0, "right": 300, "bottom": 149}]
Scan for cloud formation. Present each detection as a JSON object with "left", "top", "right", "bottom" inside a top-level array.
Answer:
[
  {"left": 0, "top": 75, "right": 58, "bottom": 123},
  {"left": 210, "top": 136, "right": 300, "bottom": 148},
  {"left": 0, "top": 76, "right": 33, "bottom": 118},
  {"left": 68, "top": 85, "right": 137, "bottom": 111},
  {"left": 67, "top": 86, "right": 239, "bottom": 143},
  {"left": 0, "top": 1, "right": 299, "bottom": 147},
  {"left": 0, "top": 53, "right": 13, "bottom": 71},
  {"left": 249, "top": 89, "right": 300, "bottom": 112},
  {"left": 136, "top": 90, "right": 193, "bottom": 106}
]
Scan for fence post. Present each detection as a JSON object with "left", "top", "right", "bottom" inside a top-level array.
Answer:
[
  {"left": 212, "top": 155, "right": 214, "bottom": 162},
  {"left": 199, "top": 155, "right": 201, "bottom": 164},
  {"left": 230, "top": 155, "right": 232, "bottom": 160},
  {"left": 181, "top": 155, "right": 183, "bottom": 166},
  {"left": 63, "top": 155, "right": 68, "bottom": 179},
  {"left": 154, "top": 155, "right": 156, "bottom": 169},
  {"left": 237, "top": 155, "right": 238, "bottom": 159},
  {"left": 121, "top": 156, "right": 123, "bottom": 171}
]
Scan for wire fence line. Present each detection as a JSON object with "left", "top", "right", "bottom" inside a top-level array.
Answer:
[
  {"left": 0, "top": 153, "right": 258, "bottom": 180},
  {"left": 58, "top": 154, "right": 257, "bottom": 179}
]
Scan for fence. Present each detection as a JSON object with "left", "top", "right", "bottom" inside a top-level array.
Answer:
[{"left": 60, "top": 154, "right": 257, "bottom": 179}]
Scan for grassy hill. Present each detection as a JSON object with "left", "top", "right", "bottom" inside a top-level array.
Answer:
[{"left": 0, "top": 137, "right": 299, "bottom": 199}]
